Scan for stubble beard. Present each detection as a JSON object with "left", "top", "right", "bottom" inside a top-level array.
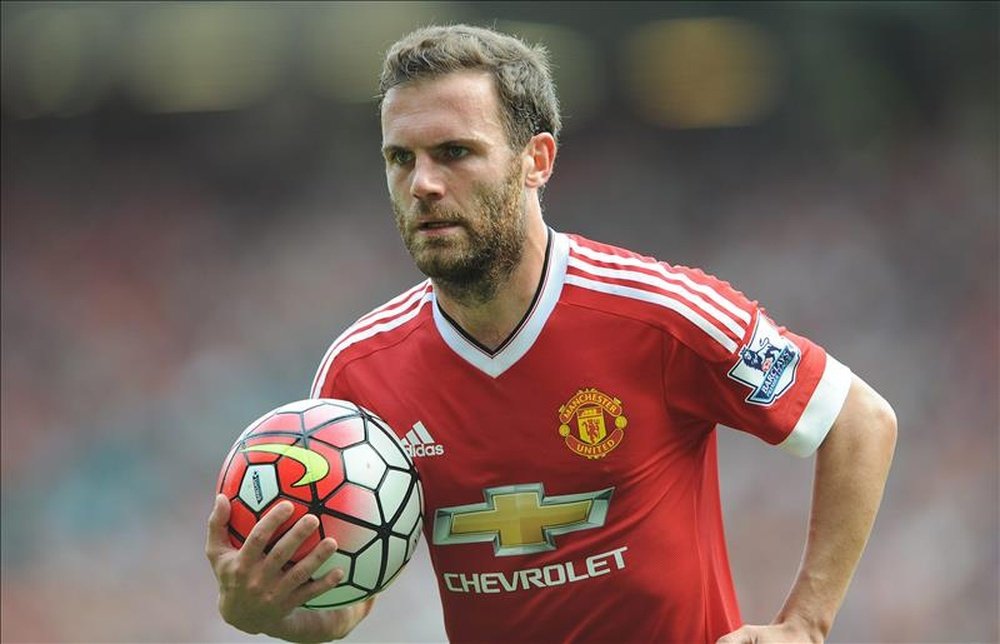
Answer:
[{"left": 393, "top": 164, "right": 527, "bottom": 306}]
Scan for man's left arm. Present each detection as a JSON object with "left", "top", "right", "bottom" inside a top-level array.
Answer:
[{"left": 719, "top": 373, "right": 898, "bottom": 643}]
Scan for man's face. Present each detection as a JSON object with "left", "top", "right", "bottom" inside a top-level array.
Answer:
[{"left": 381, "top": 71, "right": 528, "bottom": 297}]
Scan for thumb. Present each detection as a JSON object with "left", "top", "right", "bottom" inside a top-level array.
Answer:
[
  {"left": 205, "top": 494, "right": 234, "bottom": 559},
  {"left": 717, "top": 626, "right": 752, "bottom": 644}
]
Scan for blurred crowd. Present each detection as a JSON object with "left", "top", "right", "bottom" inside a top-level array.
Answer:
[{"left": 2, "top": 3, "right": 997, "bottom": 642}]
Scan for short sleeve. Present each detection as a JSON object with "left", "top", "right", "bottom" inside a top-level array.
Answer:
[{"left": 662, "top": 269, "right": 852, "bottom": 457}]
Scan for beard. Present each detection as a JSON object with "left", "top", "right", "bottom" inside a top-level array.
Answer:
[{"left": 393, "top": 162, "right": 527, "bottom": 305}]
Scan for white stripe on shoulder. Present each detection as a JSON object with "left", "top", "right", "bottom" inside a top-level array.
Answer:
[
  {"left": 356, "top": 281, "right": 431, "bottom": 327},
  {"left": 568, "top": 239, "right": 751, "bottom": 325},
  {"left": 310, "top": 283, "right": 432, "bottom": 397},
  {"left": 316, "top": 282, "right": 430, "bottom": 377},
  {"left": 567, "top": 255, "right": 746, "bottom": 339},
  {"left": 564, "top": 273, "right": 739, "bottom": 353}
]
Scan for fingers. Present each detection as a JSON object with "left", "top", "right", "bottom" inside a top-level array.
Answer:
[
  {"left": 240, "top": 500, "right": 295, "bottom": 561},
  {"left": 291, "top": 567, "right": 342, "bottom": 607},
  {"left": 205, "top": 494, "right": 233, "bottom": 561},
  {"left": 286, "top": 543, "right": 344, "bottom": 607},
  {"left": 262, "top": 513, "right": 321, "bottom": 577}
]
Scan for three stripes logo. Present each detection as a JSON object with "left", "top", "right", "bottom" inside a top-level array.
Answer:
[{"left": 401, "top": 421, "right": 445, "bottom": 458}]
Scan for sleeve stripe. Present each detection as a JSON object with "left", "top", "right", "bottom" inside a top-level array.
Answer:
[
  {"left": 350, "top": 282, "right": 432, "bottom": 336},
  {"left": 355, "top": 280, "right": 431, "bottom": 327},
  {"left": 565, "top": 273, "right": 739, "bottom": 352},
  {"left": 778, "top": 354, "right": 853, "bottom": 457},
  {"left": 567, "top": 256, "right": 747, "bottom": 340},
  {"left": 569, "top": 240, "right": 752, "bottom": 324},
  {"left": 309, "top": 283, "right": 432, "bottom": 397}
]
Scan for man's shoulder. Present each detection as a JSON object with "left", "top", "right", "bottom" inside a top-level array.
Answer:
[
  {"left": 310, "top": 280, "right": 434, "bottom": 395},
  {"left": 560, "top": 231, "right": 753, "bottom": 356},
  {"left": 564, "top": 232, "right": 663, "bottom": 265},
  {"left": 331, "top": 280, "right": 435, "bottom": 358}
]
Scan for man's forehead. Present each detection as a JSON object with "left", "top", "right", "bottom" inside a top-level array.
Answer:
[
  {"left": 381, "top": 71, "right": 504, "bottom": 143},
  {"left": 382, "top": 69, "right": 497, "bottom": 106}
]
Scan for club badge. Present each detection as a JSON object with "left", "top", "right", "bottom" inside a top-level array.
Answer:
[{"left": 557, "top": 388, "right": 627, "bottom": 460}]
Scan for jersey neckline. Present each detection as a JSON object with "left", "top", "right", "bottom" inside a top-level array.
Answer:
[{"left": 431, "top": 228, "right": 569, "bottom": 378}]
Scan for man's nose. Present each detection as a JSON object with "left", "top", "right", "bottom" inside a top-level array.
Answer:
[{"left": 410, "top": 156, "right": 445, "bottom": 201}]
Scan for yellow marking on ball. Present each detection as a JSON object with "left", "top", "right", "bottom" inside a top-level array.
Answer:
[{"left": 241, "top": 443, "right": 329, "bottom": 486}]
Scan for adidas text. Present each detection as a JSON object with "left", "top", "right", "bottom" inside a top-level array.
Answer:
[
  {"left": 404, "top": 443, "right": 445, "bottom": 458},
  {"left": 401, "top": 421, "right": 446, "bottom": 458}
]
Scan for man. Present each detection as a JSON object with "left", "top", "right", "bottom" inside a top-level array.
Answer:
[{"left": 206, "top": 24, "right": 897, "bottom": 643}]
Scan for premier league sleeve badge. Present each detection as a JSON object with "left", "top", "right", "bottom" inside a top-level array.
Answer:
[{"left": 727, "top": 315, "right": 802, "bottom": 405}]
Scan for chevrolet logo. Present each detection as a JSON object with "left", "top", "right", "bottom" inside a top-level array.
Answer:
[{"left": 433, "top": 483, "right": 614, "bottom": 556}]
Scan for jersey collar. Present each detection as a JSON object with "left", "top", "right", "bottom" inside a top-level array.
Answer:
[{"left": 431, "top": 229, "right": 569, "bottom": 378}]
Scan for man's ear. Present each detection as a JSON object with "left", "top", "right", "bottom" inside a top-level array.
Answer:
[{"left": 523, "top": 133, "right": 557, "bottom": 189}]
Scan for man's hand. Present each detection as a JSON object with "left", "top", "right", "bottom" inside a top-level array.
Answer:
[
  {"left": 717, "top": 620, "right": 824, "bottom": 643},
  {"left": 205, "top": 494, "right": 374, "bottom": 642}
]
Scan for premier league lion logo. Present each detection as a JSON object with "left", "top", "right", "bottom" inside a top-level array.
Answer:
[
  {"left": 728, "top": 317, "right": 801, "bottom": 405},
  {"left": 740, "top": 339, "right": 782, "bottom": 373}
]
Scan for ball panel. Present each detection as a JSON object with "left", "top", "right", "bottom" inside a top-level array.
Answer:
[
  {"left": 316, "top": 399, "right": 361, "bottom": 415},
  {"left": 324, "top": 483, "right": 380, "bottom": 527},
  {"left": 377, "top": 469, "right": 412, "bottom": 522},
  {"left": 313, "top": 550, "right": 352, "bottom": 580},
  {"left": 275, "top": 399, "right": 329, "bottom": 415},
  {"left": 239, "top": 464, "right": 279, "bottom": 512},
  {"left": 311, "top": 415, "right": 366, "bottom": 448},
  {"left": 239, "top": 409, "right": 280, "bottom": 440},
  {"left": 366, "top": 421, "right": 410, "bottom": 470},
  {"left": 217, "top": 442, "right": 243, "bottom": 492},
  {"left": 255, "top": 412, "right": 303, "bottom": 433},
  {"left": 343, "top": 443, "right": 387, "bottom": 489},
  {"left": 393, "top": 483, "right": 421, "bottom": 537},
  {"left": 320, "top": 515, "right": 376, "bottom": 554},
  {"left": 303, "top": 584, "right": 370, "bottom": 610},
  {"left": 385, "top": 535, "right": 408, "bottom": 582},
  {"left": 220, "top": 454, "right": 248, "bottom": 499},
  {"left": 302, "top": 401, "right": 358, "bottom": 432},
  {"left": 407, "top": 526, "right": 421, "bottom": 559},
  {"left": 353, "top": 539, "right": 384, "bottom": 590}
]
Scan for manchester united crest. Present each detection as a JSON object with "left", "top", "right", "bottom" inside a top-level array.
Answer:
[{"left": 557, "top": 388, "right": 627, "bottom": 460}]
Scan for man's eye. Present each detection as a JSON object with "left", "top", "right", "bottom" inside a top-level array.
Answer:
[
  {"left": 443, "top": 146, "right": 468, "bottom": 160},
  {"left": 388, "top": 150, "right": 413, "bottom": 165}
]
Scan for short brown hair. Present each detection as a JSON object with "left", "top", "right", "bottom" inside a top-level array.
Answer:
[{"left": 378, "top": 24, "right": 562, "bottom": 149}]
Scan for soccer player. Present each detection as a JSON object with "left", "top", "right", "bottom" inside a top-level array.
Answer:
[{"left": 206, "top": 24, "right": 897, "bottom": 643}]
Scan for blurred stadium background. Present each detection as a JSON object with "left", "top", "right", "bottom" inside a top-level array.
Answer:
[{"left": 1, "top": 1, "right": 996, "bottom": 642}]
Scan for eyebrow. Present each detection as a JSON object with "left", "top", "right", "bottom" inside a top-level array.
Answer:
[
  {"left": 381, "top": 144, "right": 407, "bottom": 159},
  {"left": 381, "top": 138, "right": 483, "bottom": 157}
]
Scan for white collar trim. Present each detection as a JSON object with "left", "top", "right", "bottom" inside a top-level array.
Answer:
[{"left": 432, "top": 230, "right": 569, "bottom": 378}]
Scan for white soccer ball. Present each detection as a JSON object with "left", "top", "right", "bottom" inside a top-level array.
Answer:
[{"left": 217, "top": 398, "right": 424, "bottom": 608}]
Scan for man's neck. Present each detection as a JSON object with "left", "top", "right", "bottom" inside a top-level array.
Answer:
[{"left": 433, "top": 218, "right": 549, "bottom": 352}]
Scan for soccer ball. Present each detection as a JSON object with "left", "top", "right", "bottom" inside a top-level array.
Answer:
[{"left": 216, "top": 398, "right": 423, "bottom": 609}]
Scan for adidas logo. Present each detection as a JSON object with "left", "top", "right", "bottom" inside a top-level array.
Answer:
[{"left": 401, "top": 421, "right": 445, "bottom": 458}]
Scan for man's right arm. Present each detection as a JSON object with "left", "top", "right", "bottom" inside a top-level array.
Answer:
[{"left": 205, "top": 495, "right": 374, "bottom": 642}]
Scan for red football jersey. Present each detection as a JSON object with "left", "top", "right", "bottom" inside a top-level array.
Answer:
[{"left": 311, "top": 230, "right": 852, "bottom": 643}]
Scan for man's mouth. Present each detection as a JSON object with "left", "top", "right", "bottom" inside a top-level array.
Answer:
[{"left": 418, "top": 221, "right": 460, "bottom": 231}]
